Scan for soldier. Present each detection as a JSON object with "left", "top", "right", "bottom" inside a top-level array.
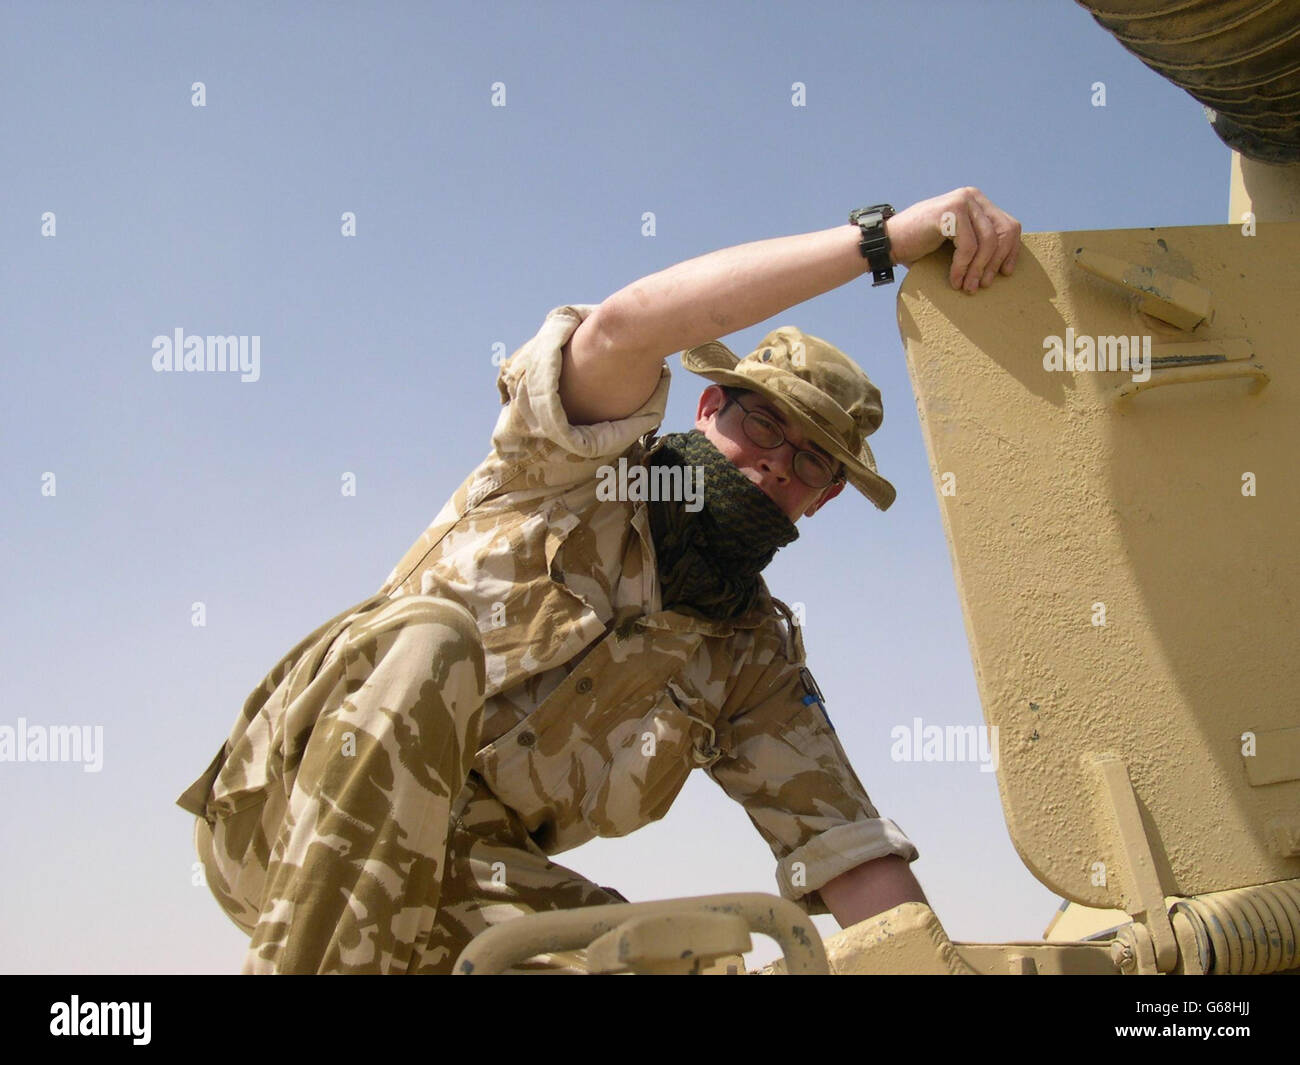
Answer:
[{"left": 178, "top": 186, "right": 1021, "bottom": 973}]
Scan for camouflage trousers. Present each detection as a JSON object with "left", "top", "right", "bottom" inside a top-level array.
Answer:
[{"left": 191, "top": 594, "right": 624, "bottom": 974}]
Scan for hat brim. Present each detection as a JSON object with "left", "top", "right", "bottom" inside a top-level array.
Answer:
[{"left": 682, "top": 342, "right": 897, "bottom": 511}]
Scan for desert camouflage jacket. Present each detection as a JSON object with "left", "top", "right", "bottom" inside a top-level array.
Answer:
[{"left": 376, "top": 304, "right": 917, "bottom": 914}]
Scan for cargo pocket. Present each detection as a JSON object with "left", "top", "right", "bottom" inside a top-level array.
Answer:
[
  {"left": 581, "top": 681, "right": 721, "bottom": 838},
  {"left": 475, "top": 502, "right": 607, "bottom": 689}
]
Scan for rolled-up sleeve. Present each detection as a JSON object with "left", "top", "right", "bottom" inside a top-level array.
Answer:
[
  {"left": 491, "top": 304, "right": 670, "bottom": 473},
  {"left": 707, "top": 655, "right": 918, "bottom": 916},
  {"left": 379, "top": 305, "right": 672, "bottom": 599}
]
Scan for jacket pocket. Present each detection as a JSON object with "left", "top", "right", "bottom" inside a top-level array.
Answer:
[
  {"left": 580, "top": 680, "right": 721, "bottom": 838},
  {"left": 474, "top": 502, "right": 607, "bottom": 691}
]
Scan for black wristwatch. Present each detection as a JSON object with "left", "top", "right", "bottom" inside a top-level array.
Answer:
[{"left": 850, "top": 204, "right": 895, "bottom": 286}]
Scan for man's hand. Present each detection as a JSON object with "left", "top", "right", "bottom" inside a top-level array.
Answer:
[{"left": 885, "top": 187, "right": 1021, "bottom": 293}]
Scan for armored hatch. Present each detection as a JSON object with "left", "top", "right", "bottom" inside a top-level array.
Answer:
[{"left": 896, "top": 221, "right": 1300, "bottom": 932}]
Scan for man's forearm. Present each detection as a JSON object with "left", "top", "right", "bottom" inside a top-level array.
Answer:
[
  {"left": 557, "top": 188, "right": 1018, "bottom": 424},
  {"left": 600, "top": 223, "right": 873, "bottom": 363},
  {"left": 820, "top": 854, "right": 929, "bottom": 929}
]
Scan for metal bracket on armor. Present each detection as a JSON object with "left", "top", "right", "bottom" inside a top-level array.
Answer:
[{"left": 1087, "top": 754, "right": 1179, "bottom": 973}]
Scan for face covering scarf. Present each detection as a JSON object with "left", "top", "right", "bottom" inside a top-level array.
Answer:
[{"left": 643, "top": 429, "right": 799, "bottom": 620}]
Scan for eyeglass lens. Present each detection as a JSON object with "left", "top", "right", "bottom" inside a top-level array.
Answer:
[{"left": 736, "top": 405, "right": 834, "bottom": 488}]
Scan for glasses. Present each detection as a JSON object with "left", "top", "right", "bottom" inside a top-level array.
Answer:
[{"left": 722, "top": 395, "right": 844, "bottom": 490}]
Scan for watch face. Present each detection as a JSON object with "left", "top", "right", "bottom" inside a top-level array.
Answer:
[{"left": 853, "top": 205, "right": 893, "bottom": 227}]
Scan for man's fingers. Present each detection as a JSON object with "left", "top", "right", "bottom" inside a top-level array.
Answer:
[
  {"left": 1000, "top": 237, "right": 1020, "bottom": 276},
  {"left": 947, "top": 205, "right": 978, "bottom": 290},
  {"left": 941, "top": 188, "right": 1022, "bottom": 291},
  {"left": 971, "top": 188, "right": 1022, "bottom": 283},
  {"left": 982, "top": 224, "right": 1015, "bottom": 286},
  {"left": 961, "top": 199, "right": 999, "bottom": 293}
]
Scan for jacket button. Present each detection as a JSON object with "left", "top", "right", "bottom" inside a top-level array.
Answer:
[
  {"left": 517, "top": 730, "right": 536, "bottom": 747},
  {"left": 576, "top": 677, "right": 593, "bottom": 694}
]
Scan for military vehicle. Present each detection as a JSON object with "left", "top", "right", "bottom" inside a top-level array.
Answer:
[{"left": 454, "top": 0, "right": 1300, "bottom": 974}]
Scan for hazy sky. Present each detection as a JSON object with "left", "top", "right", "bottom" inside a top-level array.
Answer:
[{"left": 1, "top": 0, "right": 1234, "bottom": 972}]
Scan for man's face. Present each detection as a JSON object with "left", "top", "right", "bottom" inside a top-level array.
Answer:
[{"left": 695, "top": 385, "right": 845, "bottom": 522}]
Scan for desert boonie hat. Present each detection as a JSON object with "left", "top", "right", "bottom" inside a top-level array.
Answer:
[{"left": 681, "top": 326, "right": 897, "bottom": 510}]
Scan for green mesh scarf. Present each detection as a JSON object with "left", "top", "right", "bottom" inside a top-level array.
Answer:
[{"left": 643, "top": 429, "right": 798, "bottom": 620}]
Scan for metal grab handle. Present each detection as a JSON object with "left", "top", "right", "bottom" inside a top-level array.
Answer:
[
  {"left": 453, "top": 892, "right": 829, "bottom": 975},
  {"left": 1114, "top": 359, "right": 1269, "bottom": 400}
]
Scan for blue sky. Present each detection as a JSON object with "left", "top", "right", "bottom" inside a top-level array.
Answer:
[{"left": 1, "top": 0, "right": 1233, "bottom": 972}]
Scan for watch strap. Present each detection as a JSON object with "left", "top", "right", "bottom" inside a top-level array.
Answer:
[{"left": 850, "top": 204, "right": 896, "bottom": 286}]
